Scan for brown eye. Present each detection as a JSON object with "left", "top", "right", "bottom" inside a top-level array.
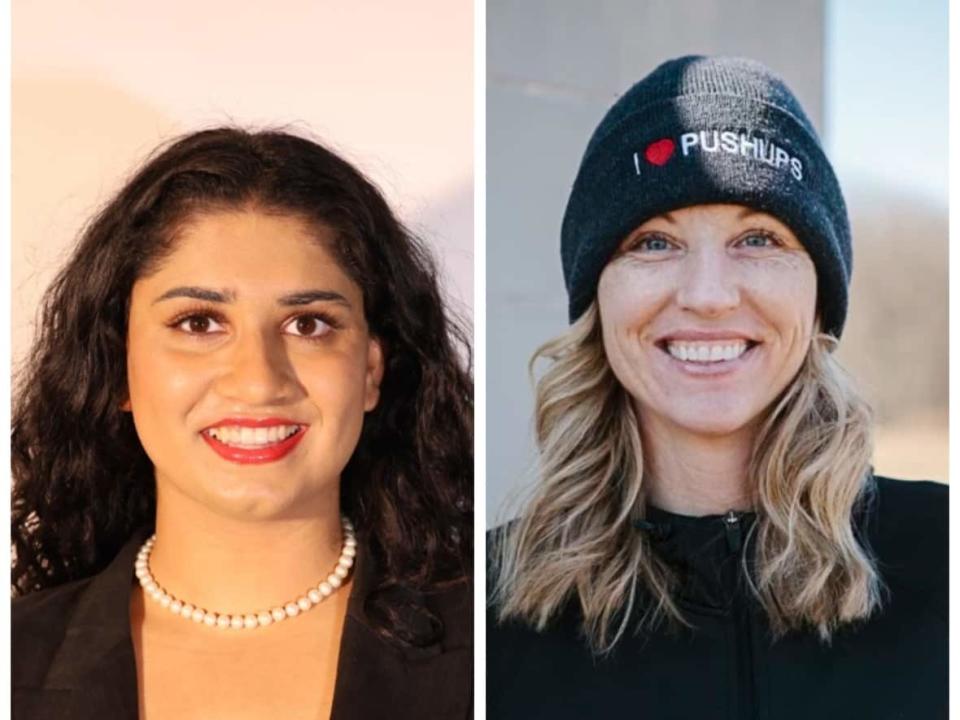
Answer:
[
  {"left": 297, "top": 317, "right": 318, "bottom": 334},
  {"left": 284, "top": 314, "right": 334, "bottom": 339},
  {"left": 175, "top": 314, "right": 224, "bottom": 334}
]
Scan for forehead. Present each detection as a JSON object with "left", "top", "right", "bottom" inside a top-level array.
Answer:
[{"left": 135, "top": 209, "right": 360, "bottom": 301}]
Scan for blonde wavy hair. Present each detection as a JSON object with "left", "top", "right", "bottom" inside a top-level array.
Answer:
[{"left": 492, "top": 303, "right": 883, "bottom": 654}]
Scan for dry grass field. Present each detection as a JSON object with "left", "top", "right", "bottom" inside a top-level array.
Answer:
[{"left": 837, "top": 185, "right": 947, "bottom": 484}]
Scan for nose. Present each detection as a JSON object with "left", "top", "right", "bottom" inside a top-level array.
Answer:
[
  {"left": 674, "top": 247, "right": 740, "bottom": 317},
  {"left": 215, "top": 328, "right": 301, "bottom": 405}
]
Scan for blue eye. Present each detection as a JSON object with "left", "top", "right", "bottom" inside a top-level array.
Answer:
[
  {"left": 738, "top": 232, "right": 779, "bottom": 248},
  {"left": 634, "top": 234, "right": 674, "bottom": 252}
]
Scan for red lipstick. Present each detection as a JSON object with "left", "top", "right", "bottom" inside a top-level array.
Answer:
[{"left": 200, "top": 418, "right": 308, "bottom": 464}]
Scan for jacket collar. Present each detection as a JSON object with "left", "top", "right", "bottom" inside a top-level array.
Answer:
[
  {"left": 637, "top": 505, "right": 758, "bottom": 611},
  {"left": 633, "top": 479, "right": 879, "bottom": 613},
  {"left": 37, "top": 525, "right": 467, "bottom": 720}
]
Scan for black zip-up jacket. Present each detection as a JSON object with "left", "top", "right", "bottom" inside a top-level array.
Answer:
[{"left": 488, "top": 475, "right": 947, "bottom": 719}]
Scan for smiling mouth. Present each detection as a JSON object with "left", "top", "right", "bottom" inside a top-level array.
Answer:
[
  {"left": 657, "top": 339, "right": 761, "bottom": 364},
  {"left": 203, "top": 424, "right": 304, "bottom": 449}
]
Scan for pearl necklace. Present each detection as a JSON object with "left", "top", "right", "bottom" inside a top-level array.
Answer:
[{"left": 134, "top": 516, "right": 357, "bottom": 630}]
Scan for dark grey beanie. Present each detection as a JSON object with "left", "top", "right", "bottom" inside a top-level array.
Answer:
[{"left": 561, "top": 55, "right": 851, "bottom": 338}]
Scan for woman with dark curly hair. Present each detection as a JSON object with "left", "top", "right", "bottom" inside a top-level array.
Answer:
[{"left": 12, "top": 128, "right": 473, "bottom": 719}]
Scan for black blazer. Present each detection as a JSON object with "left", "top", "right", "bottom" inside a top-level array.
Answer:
[{"left": 12, "top": 526, "right": 472, "bottom": 719}]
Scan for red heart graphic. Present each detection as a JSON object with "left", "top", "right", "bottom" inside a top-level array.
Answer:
[{"left": 644, "top": 138, "right": 675, "bottom": 166}]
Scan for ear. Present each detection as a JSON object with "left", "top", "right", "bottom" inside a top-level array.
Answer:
[{"left": 363, "top": 337, "right": 385, "bottom": 412}]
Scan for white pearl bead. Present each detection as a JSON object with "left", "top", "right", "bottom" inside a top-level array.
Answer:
[{"left": 135, "top": 517, "right": 354, "bottom": 631}]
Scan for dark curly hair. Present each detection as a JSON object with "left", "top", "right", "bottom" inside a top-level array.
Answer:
[{"left": 12, "top": 127, "right": 473, "bottom": 647}]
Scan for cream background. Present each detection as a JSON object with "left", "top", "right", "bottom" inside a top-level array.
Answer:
[{"left": 12, "top": 0, "right": 473, "bottom": 374}]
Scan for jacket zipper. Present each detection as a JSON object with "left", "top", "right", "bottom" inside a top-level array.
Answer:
[
  {"left": 723, "top": 511, "right": 756, "bottom": 719},
  {"left": 723, "top": 510, "right": 743, "bottom": 553}
]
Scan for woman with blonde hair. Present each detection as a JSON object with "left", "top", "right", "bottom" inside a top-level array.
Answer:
[{"left": 489, "top": 56, "right": 946, "bottom": 718}]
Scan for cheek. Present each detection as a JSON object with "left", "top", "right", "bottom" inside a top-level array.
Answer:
[
  {"left": 127, "top": 334, "right": 212, "bottom": 407},
  {"left": 297, "top": 350, "right": 371, "bottom": 423},
  {"left": 597, "top": 265, "right": 668, "bottom": 388},
  {"left": 748, "top": 264, "right": 817, "bottom": 332},
  {"left": 596, "top": 262, "right": 666, "bottom": 335}
]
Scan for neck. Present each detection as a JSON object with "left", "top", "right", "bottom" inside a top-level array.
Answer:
[
  {"left": 639, "top": 411, "right": 757, "bottom": 516},
  {"left": 145, "top": 480, "right": 346, "bottom": 616}
]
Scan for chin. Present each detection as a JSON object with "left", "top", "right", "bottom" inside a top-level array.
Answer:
[
  {"left": 657, "top": 401, "right": 762, "bottom": 439},
  {"left": 190, "top": 476, "right": 310, "bottom": 521}
]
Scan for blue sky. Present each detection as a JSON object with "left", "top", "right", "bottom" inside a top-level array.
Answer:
[{"left": 825, "top": 0, "right": 947, "bottom": 206}]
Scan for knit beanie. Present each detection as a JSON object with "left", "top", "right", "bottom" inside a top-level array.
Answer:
[{"left": 560, "top": 55, "right": 851, "bottom": 338}]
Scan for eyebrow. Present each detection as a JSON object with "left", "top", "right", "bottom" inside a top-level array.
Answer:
[{"left": 152, "top": 286, "right": 352, "bottom": 308}]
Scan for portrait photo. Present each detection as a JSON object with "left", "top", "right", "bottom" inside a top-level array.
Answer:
[
  {"left": 486, "top": 1, "right": 947, "bottom": 717},
  {"left": 11, "top": 2, "right": 474, "bottom": 718}
]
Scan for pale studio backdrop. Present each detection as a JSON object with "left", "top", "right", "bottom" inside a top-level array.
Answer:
[{"left": 12, "top": 0, "right": 473, "bottom": 376}]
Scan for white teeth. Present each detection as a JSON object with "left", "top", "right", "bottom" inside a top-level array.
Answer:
[
  {"left": 666, "top": 341, "right": 749, "bottom": 364},
  {"left": 207, "top": 424, "right": 300, "bottom": 447}
]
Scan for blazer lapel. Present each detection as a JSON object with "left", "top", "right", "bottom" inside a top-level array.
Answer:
[
  {"left": 329, "top": 540, "right": 472, "bottom": 720},
  {"left": 17, "top": 527, "right": 149, "bottom": 720}
]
